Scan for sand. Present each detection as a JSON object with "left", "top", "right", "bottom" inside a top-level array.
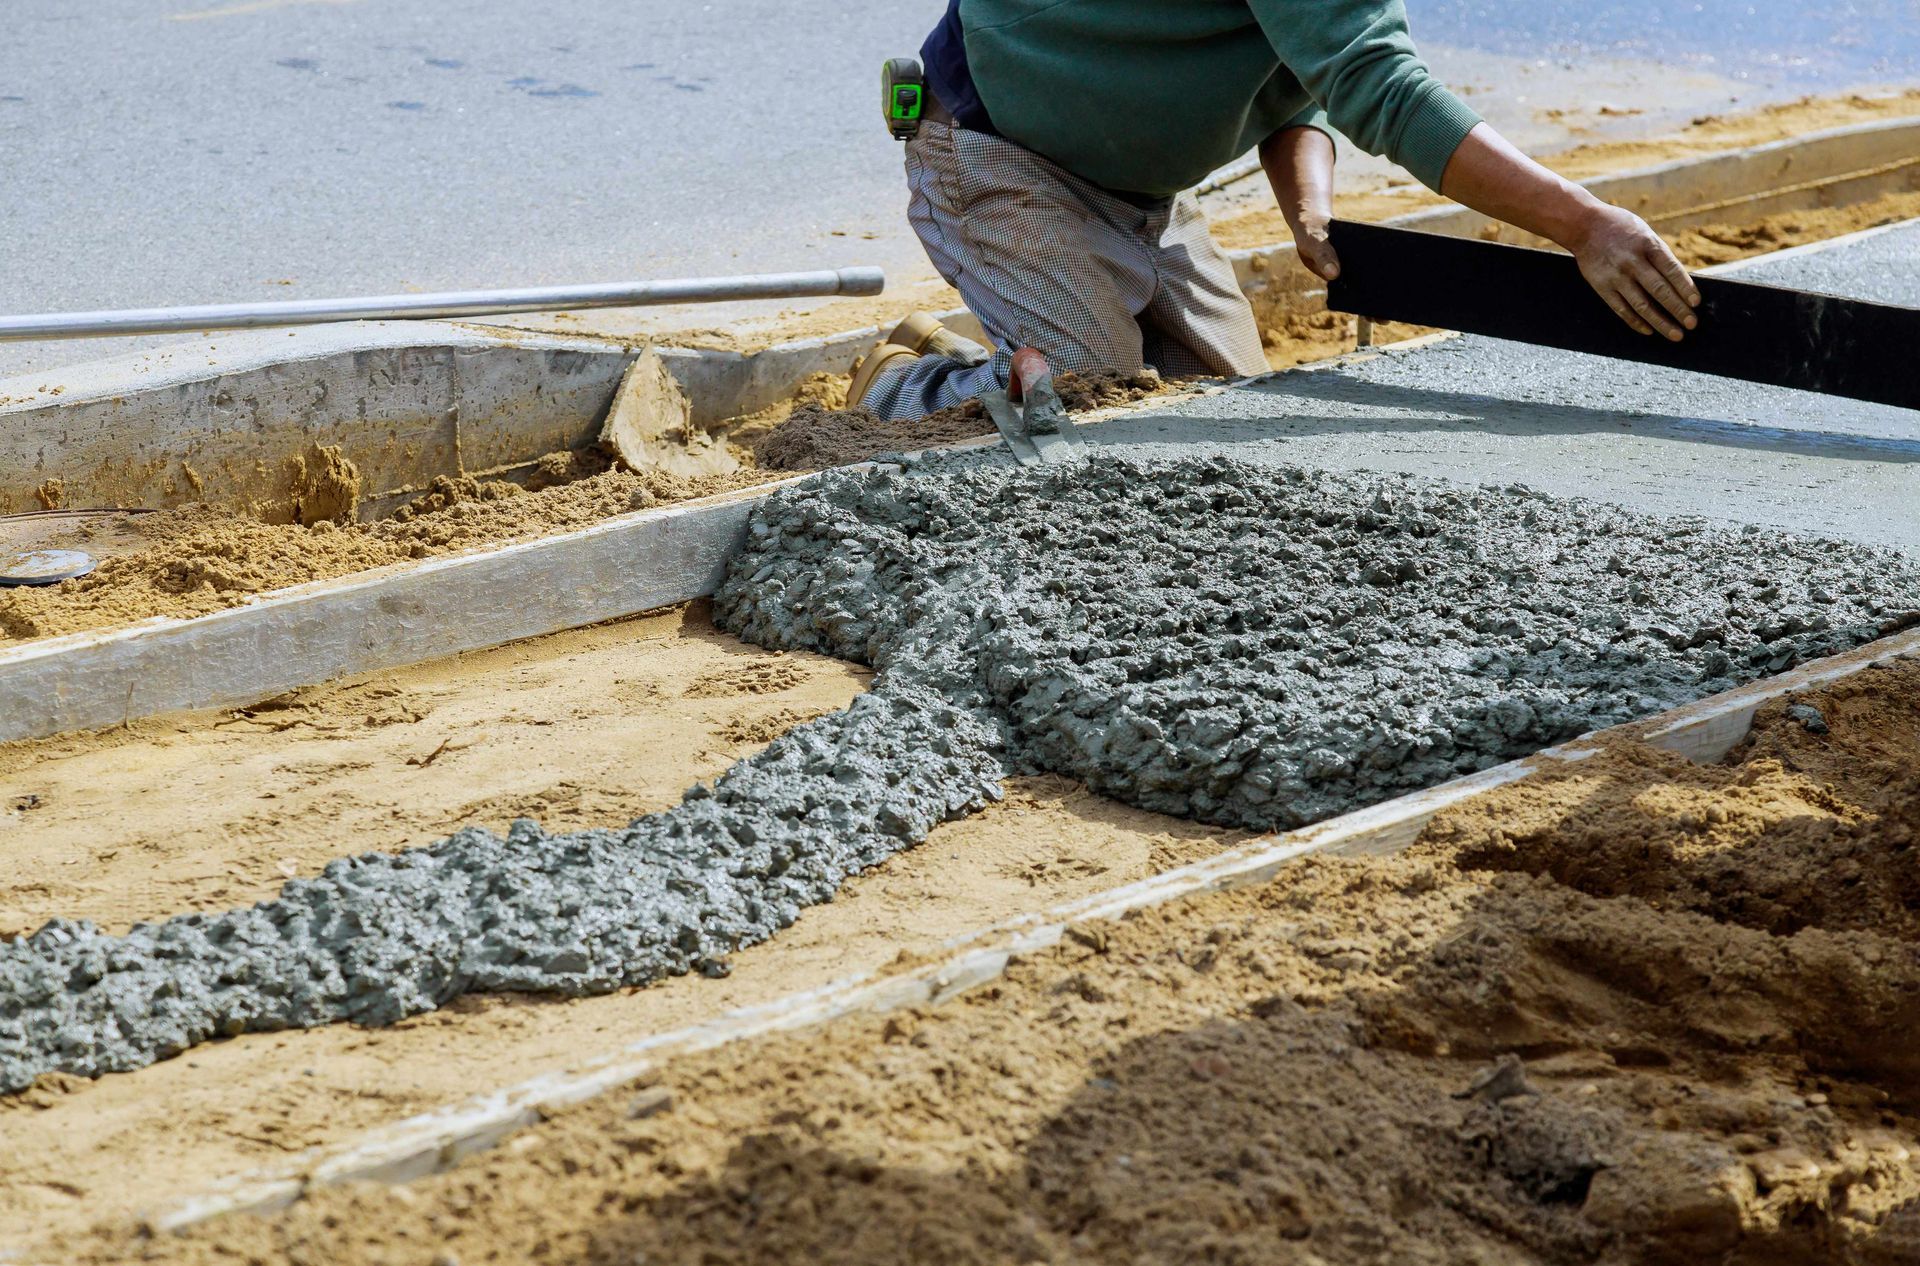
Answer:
[
  {"left": 1668, "top": 188, "right": 1920, "bottom": 269},
  {"left": 1206, "top": 89, "right": 1920, "bottom": 253},
  {"left": 72, "top": 655, "right": 1920, "bottom": 1266},
  {"left": 0, "top": 605, "right": 1249, "bottom": 1248}
]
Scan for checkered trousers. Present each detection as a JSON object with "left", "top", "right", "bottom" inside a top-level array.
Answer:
[{"left": 862, "top": 120, "right": 1270, "bottom": 421}]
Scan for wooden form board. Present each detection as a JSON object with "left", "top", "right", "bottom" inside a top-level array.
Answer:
[
  {"left": 0, "top": 477, "right": 804, "bottom": 744},
  {"left": 146, "top": 623, "right": 1920, "bottom": 1233}
]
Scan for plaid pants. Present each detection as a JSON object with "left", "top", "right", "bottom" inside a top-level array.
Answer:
[{"left": 863, "top": 120, "right": 1270, "bottom": 420}]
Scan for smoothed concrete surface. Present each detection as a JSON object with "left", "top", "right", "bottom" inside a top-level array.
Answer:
[{"left": 1069, "top": 221, "right": 1920, "bottom": 554}]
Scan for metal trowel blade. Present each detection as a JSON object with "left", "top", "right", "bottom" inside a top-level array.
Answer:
[{"left": 981, "top": 389, "right": 1044, "bottom": 467}]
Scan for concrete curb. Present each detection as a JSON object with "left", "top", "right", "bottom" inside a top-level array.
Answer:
[{"left": 0, "top": 322, "right": 639, "bottom": 520}]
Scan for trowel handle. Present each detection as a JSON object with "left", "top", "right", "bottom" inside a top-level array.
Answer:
[{"left": 1008, "top": 347, "right": 1054, "bottom": 404}]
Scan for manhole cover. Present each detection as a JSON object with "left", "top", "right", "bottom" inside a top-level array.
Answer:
[{"left": 0, "top": 548, "right": 96, "bottom": 587}]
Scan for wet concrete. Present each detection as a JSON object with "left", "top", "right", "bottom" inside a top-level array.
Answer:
[
  {"left": 8, "top": 452, "right": 1917, "bottom": 1093},
  {"left": 719, "top": 457, "right": 1920, "bottom": 829},
  {"left": 1729, "top": 220, "right": 1920, "bottom": 308},
  {"left": 5, "top": 224, "right": 1918, "bottom": 1093},
  {"left": 0, "top": 688, "right": 1005, "bottom": 1093},
  {"left": 1052, "top": 223, "right": 1920, "bottom": 554}
]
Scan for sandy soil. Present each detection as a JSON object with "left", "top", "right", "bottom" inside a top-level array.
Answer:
[
  {"left": 754, "top": 369, "right": 1174, "bottom": 471},
  {"left": 1207, "top": 88, "right": 1920, "bottom": 252},
  {"left": 1669, "top": 188, "right": 1920, "bottom": 268},
  {"left": 62, "top": 655, "right": 1920, "bottom": 1266},
  {"left": 0, "top": 605, "right": 1249, "bottom": 1251}
]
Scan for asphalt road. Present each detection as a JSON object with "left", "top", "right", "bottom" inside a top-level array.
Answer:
[
  {"left": 0, "top": 0, "right": 935, "bottom": 377},
  {"left": 0, "top": 0, "right": 1911, "bottom": 380}
]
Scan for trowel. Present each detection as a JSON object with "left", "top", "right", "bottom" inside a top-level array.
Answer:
[
  {"left": 980, "top": 347, "right": 1089, "bottom": 467},
  {"left": 599, "top": 346, "right": 742, "bottom": 479},
  {"left": 0, "top": 508, "right": 153, "bottom": 587},
  {"left": 1325, "top": 219, "right": 1920, "bottom": 413}
]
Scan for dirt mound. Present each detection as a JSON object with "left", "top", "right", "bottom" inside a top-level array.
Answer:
[
  {"left": 1670, "top": 189, "right": 1920, "bottom": 269},
  {"left": 1423, "top": 669, "right": 1920, "bottom": 942},
  {"left": 93, "top": 657, "right": 1920, "bottom": 1266},
  {"left": 754, "top": 369, "right": 1174, "bottom": 471}
]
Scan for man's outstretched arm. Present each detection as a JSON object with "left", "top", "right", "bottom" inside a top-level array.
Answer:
[
  {"left": 1264, "top": 121, "right": 1701, "bottom": 341},
  {"left": 1261, "top": 123, "right": 1341, "bottom": 284}
]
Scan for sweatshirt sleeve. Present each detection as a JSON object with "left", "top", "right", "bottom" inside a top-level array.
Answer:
[
  {"left": 1251, "top": 0, "right": 1481, "bottom": 191},
  {"left": 1280, "top": 101, "right": 1333, "bottom": 140}
]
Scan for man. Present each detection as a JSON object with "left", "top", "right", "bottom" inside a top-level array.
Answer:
[{"left": 849, "top": 0, "right": 1701, "bottom": 416}]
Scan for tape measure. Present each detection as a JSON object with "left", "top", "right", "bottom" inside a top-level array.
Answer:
[{"left": 883, "top": 57, "right": 925, "bottom": 142}]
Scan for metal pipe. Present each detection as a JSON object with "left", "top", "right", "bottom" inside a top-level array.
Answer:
[{"left": 0, "top": 266, "right": 887, "bottom": 342}]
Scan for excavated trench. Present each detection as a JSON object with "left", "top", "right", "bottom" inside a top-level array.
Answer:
[
  {"left": 140, "top": 658, "right": 1920, "bottom": 1266},
  {"left": 5, "top": 454, "right": 1918, "bottom": 1094}
]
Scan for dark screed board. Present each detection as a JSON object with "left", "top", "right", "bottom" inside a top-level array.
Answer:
[{"left": 1325, "top": 219, "right": 1920, "bottom": 414}]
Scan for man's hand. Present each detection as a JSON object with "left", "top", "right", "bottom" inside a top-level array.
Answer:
[
  {"left": 1261, "top": 125, "right": 1340, "bottom": 282},
  {"left": 1563, "top": 203, "right": 1700, "bottom": 340},
  {"left": 1440, "top": 123, "right": 1701, "bottom": 340}
]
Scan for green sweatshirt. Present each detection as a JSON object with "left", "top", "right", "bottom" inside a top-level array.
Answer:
[{"left": 957, "top": 0, "right": 1482, "bottom": 197}]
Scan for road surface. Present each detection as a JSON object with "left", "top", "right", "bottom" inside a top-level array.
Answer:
[{"left": 0, "top": 0, "right": 1910, "bottom": 379}]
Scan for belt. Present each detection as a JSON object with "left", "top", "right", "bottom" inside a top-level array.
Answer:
[{"left": 921, "top": 88, "right": 958, "bottom": 128}]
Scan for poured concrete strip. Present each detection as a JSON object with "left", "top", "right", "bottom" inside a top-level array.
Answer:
[
  {"left": 0, "top": 478, "right": 802, "bottom": 743},
  {"left": 0, "top": 321, "right": 637, "bottom": 519},
  {"left": 1129, "top": 219, "right": 1920, "bottom": 557},
  {"left": 145, "top": 623, "right": 1920, "bottom": 1234}
]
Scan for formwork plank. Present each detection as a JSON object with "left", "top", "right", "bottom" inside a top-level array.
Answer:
[{"left": 0, "top": 479, "right": 802, "bottom": 744}]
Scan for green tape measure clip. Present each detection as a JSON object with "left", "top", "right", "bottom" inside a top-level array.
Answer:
[{"left": 883, "top": 57, "right": 925, "bottom": 141}]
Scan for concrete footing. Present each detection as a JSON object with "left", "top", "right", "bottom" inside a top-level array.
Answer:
[{"left": 0, "top": 323, "right": 638, "bottom": 521}]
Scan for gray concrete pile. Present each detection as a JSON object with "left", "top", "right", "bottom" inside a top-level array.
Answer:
[{"left": 6, "top": 454, "right": 1918, "bottom": 1092}]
